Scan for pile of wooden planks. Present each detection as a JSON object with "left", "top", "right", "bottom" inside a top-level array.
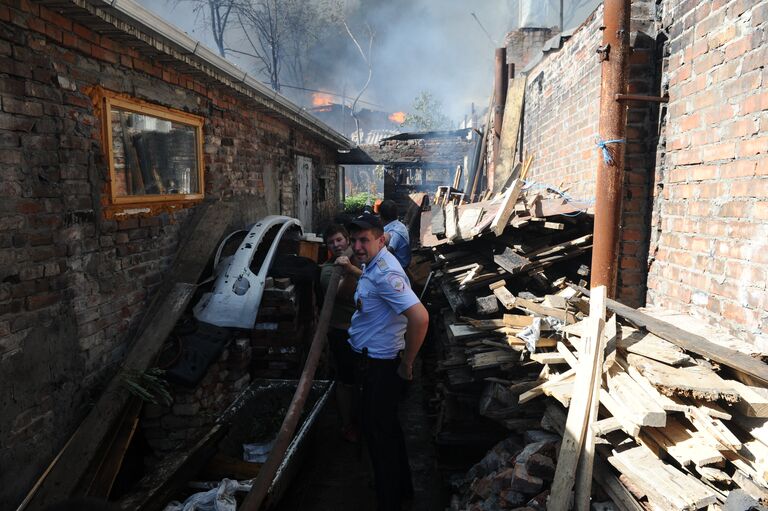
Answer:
[{"left": 430, "top": 272, "right": 768, "bottom": 510}]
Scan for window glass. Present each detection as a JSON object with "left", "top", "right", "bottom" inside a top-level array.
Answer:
[{"left": 110, "top": 108, "right": 201, "bottom": 198}]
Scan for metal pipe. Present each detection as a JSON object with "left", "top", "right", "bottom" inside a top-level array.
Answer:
[
  {"left": 589, "top": 0, "right": 631, "bottom": 298},
  {"left": 240, "top": 267, "right": 342, "bottom": 511},
  {"left": 490, "top": 47, "right": 508, "bottom": 191}
]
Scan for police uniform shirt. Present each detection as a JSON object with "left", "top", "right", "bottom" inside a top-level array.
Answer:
[
  {"left": 384, "top": 219, "right": 411, "bottom": 269},
  {"left": 347, "top": 247, "right": 420, "bottom": 359}
]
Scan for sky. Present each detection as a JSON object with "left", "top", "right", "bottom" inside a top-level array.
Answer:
[{"left": 135, "top": 0, "right": 600, "bottom": 124}]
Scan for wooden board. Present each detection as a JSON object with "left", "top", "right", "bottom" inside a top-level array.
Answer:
[
  {"left": 608, "top": 445, "right": 719, "bottom": 510},
  {"left": 642, "top": 416, "right": 724, "bottom": 467},
  {"left": 493, "top": 246, "right": 531, "bottom": 274},
  {"left": 627, "top": 354, "right": 740, "bottom": 402},
  {"left": 492, "top": 285, "right": 516, "bottom": 310},
  {"left": 25, "top": 203, "right": 232, "bottom": 510},
  {"left": 549, "top": 287, "right": 606, "bottom": 511},
  {"left": 729, "top": 380, "right": 768, "bottom": 417},
  {"left": 445, "top": 202, "right": 458, "bottom": 241},
  {"left": 490, "top": 179, "right": 524, "bottom": 236},
  {"left": 430, "top": 205, "right": 445, "bottom": 237},
  {"left": 503, "top": 314, "right": 534, "bottom": 328},
  {"left": 618, "top": 329, "right": 692, "bottom": 366},
  {"left": 572, "top": 284, "right": 768, "bottom": 386},
  {"left": 605, "top": 367, "right": 667, "bottom": 427},
  {"left": 492, "top": 77, "right": 526, "bottom": 192}
]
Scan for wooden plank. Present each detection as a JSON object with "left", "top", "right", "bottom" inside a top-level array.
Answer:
[
  {"left": 518, "top": 368, "right": 576, "bottom": 404},
  {"left": 445, "top": 202, "right": 458, "bottom": 240},
  {"left": 503, "top": 313, "right": 533, "bottom": 328},
  {"left": 530, "top": 352, "right": 568, "bottom": 365},
  {"left": 574, "top": 288, "right": 608, "bottom": 510},
  {"left": 515, "top": 297, "right": 577, "bottom": 324},
  {"left": 592, "top": 457, "right": 645, "bottom": 511},
  {"left": 571, "top": 284, "right": 768, "bottom": 386},
  {"left": 550, "top": 287, "right": 606, "bottom": 511},
  {"left": 25, "top": 203, "right": 232, "bottom": 510},
  {"left": 729, "top": 380, "right": 768, "bottom": 417},
  {"left": 624, "top": 365, "right": 688, "bottom": 413},
  {"left": 598, "top": 389, "right": 641, "bottom": 438},
  {"left": 605, "top": 367, "right": 667, "bottom": 427},
  {"left": 493, "top": 77, "right": 526, "bottom": 191},
  {"left": 592, "top": 418, "right": 622, "bottom": 437},
  {"left": 430, "top": 204, "right": 445, "bottom": 237},
  {"left": 685, "top": 407, "right": 741, "bottom": 451},
  {"left": 493, "top": 246, "right": 531, "bottom": 274},
  {"left": 490, "top": 178, "right": 525, "bottom": 236},
  {"left": 627, "top": 354, "right": 740, "bottom": 403},
  {"left": 618, "top": 329, "right": 692, "bottom": 366},
  {"left": 492, "top": 285, "right": 516, "bottom": 310},
  {"left": 456, "top": 206, "right": 484, "bottom": 240},
  {"left": 645, "top": 416, "right": 724, "bottom": 467}
]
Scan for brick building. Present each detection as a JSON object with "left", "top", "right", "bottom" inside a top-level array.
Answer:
[
  {"left": 511, "top": 0, "right": 767, "bottom": 347},
  {"left": 0, "top": 0, "right": 348, "bottom": 504}
]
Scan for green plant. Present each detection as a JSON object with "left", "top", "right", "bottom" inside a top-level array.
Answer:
[
  {"left": 121, "top": 367, "right": 173, "bottom": 406},
  {"left": 343, "top": 192, "right": 375, "bottom": 213}
]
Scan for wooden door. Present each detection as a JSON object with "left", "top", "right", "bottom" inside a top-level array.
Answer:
[{"left": 296, "top": 155, "right": 313, "bottom": 231}]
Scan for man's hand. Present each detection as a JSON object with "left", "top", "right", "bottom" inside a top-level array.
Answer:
[
  {"left": 335, "top": 255, "right": 354, "bottom": 272},
  {"left": 397, "top": 360, "right": 413, "bottom": 381}
]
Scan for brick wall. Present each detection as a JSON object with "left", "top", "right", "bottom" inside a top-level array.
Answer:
[
  {"left": 0, "top": 1, "right": 339, "bottom": 504},
  {"left": 519, "top": 2, "right": 660, "bottom": 306},
  {"left": 648, "top": 0, "right": 768, "bottom": 350}
]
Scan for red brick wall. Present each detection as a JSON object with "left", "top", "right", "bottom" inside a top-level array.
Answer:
[
  {"left": 0, "top": 1, "right": 338, "bottom": 504},
  {"left": 647, "top": 0, "right": 768, "bottom": 350},
  {"left": 520, "top": 2, "right": 660, "bottom": 306}
]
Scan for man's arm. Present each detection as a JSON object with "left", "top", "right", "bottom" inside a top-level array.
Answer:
[{"left": 398, "top": 302, "right": 429, "bottom": 380}]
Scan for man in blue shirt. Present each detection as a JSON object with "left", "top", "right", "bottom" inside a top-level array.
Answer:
[
  {"left": 346, "top": 212, "right": 429, "bottom": 511},
  {"left": 379, "top": 200, "right": 411, "bottom": 269}
]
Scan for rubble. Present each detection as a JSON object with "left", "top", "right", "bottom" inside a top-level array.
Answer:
[{"left": 417, "top": 184, "right": 768, "bottom": 510}]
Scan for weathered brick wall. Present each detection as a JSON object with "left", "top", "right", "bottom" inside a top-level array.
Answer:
[
  {"left": 0, "top": 1, "right": 339, "bottom": 505},
  {"left": 648, "top": 0, "right": 768, "bottom": 350},
  {"left": 520, "top": 2, "right": 660, "bottom": 306},
  {"left": 521, "top": 6, "right": 603, "bottom": 202}
]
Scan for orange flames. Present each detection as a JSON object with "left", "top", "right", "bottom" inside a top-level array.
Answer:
[
  {"left": 312, "top": 93, "right": 334, "bottom": 107},
  {"left": 389, "top": 111, "right": 406, "bottom": 124}
]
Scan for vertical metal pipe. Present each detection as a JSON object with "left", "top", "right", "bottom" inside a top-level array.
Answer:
[
  {"left": 590, "top": 0, "right": 630, "bottom": 298},
  {"left": 490, "top": 47, "right": 508, "bottom": 191}
]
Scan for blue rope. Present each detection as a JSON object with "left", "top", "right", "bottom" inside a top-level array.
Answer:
[{"left": 596, "top": 138, "right": 625, "bottom": 166}]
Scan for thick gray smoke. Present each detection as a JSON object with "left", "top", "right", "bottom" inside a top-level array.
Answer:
[{"left": 137, "top": 0, "right": 600, "bottom": 125}]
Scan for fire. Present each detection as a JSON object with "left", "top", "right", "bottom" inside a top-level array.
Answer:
[
  {"left": 312, "top": 93, "right": 334, "bottom": 107},
  {"left": 389, "top": 111, "right": 406, "bottom": 124}
]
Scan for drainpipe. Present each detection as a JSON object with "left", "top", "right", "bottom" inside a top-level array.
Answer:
[
  {"left": 490, "top": 47, "right": 508, "bottom": 190},
  {"left": 590, "top": 0, "right": 630, "bottom": 297}
]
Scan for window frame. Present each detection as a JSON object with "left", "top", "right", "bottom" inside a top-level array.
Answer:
[{"left": 97, "top": 89, "right": 205, "bottom": 206}]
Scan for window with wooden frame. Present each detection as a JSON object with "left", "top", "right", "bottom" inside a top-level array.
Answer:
[{"left": 96, "top": 89, "right": 205, "bottom": 205}]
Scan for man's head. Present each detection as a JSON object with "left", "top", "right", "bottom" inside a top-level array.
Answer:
[
  {"left": 323, "top": 223, "right": 350, "bottom": 258},
  {"left": 347, "top": 212, "right": 385, "bottom": 264},
  {"left": 378, "top": 199, "right": 398, "bottom": 224}
]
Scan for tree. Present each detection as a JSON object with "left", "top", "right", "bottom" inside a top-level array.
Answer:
[
  {"left": 402, "top": 91, "right": 454, "bottom": 131},
  {"left": 173, "top": 0, "right": 235, "bottom": 58}
]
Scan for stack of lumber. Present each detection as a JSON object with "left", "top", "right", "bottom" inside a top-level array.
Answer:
[{"left": 443, "top": 282, "right": 768, "bottom": 510}]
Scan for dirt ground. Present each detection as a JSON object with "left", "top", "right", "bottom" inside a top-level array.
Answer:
[{"left": 272, "top": 359, "right": 444, "bottom": 511}]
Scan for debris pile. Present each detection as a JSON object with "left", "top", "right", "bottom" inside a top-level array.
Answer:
[{"left": 418, "top": 186, "right": 768, "bottom": 509}]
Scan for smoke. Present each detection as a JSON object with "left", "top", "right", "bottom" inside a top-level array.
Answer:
[{"left": 136, "top": 0, "right": 601, "bottom": 126}]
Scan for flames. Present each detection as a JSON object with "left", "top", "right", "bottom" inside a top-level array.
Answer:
[
  {"left": 312, "top": 93, "right": 334, "bottom": 107},
  {"left": 389, "top": 111, "right": 406, "bottom": 124}
]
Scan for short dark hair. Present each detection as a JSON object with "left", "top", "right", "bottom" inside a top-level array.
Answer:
[
  {"left": 323, "top": 223, "right": 348, "bottom": 242},
  {"left": 378, "top": 200, "right": 398, "bottom": 222}
]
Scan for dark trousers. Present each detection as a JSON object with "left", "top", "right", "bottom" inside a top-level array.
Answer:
[{"left": 357, "top": 356, "right": 413, "bottom": 511}]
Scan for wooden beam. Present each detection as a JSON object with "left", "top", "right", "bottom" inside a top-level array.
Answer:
[
  {"left": 550, "top": 287, "right": 606, "bottom": 511},
  {"left": 570, "top": 284, "right": 768, "bottom": 386},
  {"left": 493, "top": 78, "right": 526, "bottom": 192}
]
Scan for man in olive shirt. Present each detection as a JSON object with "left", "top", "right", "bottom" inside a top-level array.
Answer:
[{"left": 319, "top": 224, "right": 362, "bottom": 442}]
